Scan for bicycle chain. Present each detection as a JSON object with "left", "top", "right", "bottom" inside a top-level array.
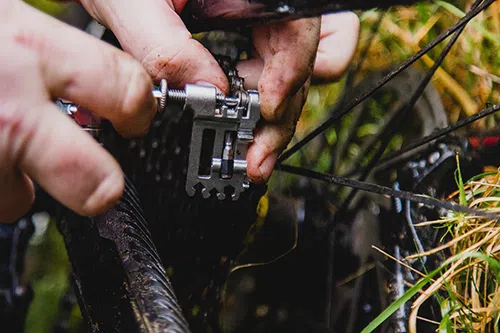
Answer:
[{"left": 215, "top": 55, "right": 244, "bottom": 95}]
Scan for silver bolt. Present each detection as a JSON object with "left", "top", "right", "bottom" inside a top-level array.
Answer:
[
  {"left": 152, "top": 78, "right": 188, "bottom": 110},
  {"left": 153, "top": 78, "right": 167, "bottom": 112},
  {"left": 152, "top": 79, "right": 235, "bottom": 112},
  {"left": 167, "top": 89, "right": 188, "bottom": 104}
]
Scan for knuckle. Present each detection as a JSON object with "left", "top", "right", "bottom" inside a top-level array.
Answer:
[
  {"left": 118, "top": 58, "right": 153, "bottom": 118},
  {"left": 0, "top": 101, "right": 36, "bottom": 168},
  {"left": 142, "top": 53, "right": 179, "bottom": 86},
  {"left": 141, "top": 39, "right": 228, "bottom": 92},
  {"left": 0, "top": 46, "right": 39, "bottom": 166},
  {"left": 140, "top": 38, "right": 191, "bottom": 85}
]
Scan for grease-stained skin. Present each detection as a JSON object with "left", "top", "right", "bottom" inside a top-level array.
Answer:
[
  {"left": 0, "top": 0, "right": 157, "bottom": 223},
  {"left": 80, "top": 0, "right": 359, "bottom": 184},
  {"left": 0, "top": 0, "right": 358, "bottom": 223}
]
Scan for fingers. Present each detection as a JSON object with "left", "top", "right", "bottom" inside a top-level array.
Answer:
[
  {"left": 236, "top": 58, "right": 264, "bottom": 90},
  {"left": 240, "top": 18, "right": 320, "bottom": 122},
  {"left": 247, "top": 81, "right": 310, "bottom": 184},
  {"left": 0, "top": 8, "right": 126, "bottom": 221},
  {"left": 80, "top": 0, "right": 229, "bottom": 93},
  {"left": 19, "top": 103, "right": 125, "bottom": 218},
  {"left": 313, "top": 12, "right": 360, "bottom": 83},
  {"left": 0, "top": 63, "right": 34, "bottom": 223},
  {"left": 10, "top": 1, "right": 157, "bottom": 137},
  {"left": 239, "top": 15, "right": 360, "bottom": 183},
  {"left": 0, "top": 63, "right": 124, "bottom": 220},
  {"left": 236, "top": 18, "right": 319, "bottom": 183}
]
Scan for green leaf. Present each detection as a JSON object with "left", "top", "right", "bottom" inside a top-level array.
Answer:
[
  {"left": 444, "top": 251, "right": 500, "bottom": 283},
  {"left": 454, "top": 154, "right": 467, "bottom": 206},
  {"left": 436, "top": 1, "right": 499, "bottom": 45},
  {"left": 439, "top": 299, "right": 453, "bottom": 333},
  {"left": 360, "top": 267, "right": 440, "bottom": 333},
  {"left": 361, "top": 251, "right": 500, "bottom": 333}
]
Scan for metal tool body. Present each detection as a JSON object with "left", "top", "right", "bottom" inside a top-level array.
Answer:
[
  {"left": 179, "top": 84, "right": 260, "bottom": 200},
  {"left": 57, "top": 79, "right": 260, "bottom": 201}
]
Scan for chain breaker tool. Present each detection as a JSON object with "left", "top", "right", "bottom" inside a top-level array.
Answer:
[{"left": 56, "top": 65, "right": 260, "bottom": 201}]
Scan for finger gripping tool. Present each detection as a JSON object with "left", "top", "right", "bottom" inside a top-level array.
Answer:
[{"left": 57, "top": 77, "right": 260, "bottom": 201}]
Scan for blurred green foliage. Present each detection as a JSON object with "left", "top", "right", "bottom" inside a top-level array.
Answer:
[
  {"left": 24, "top": 0, "right": 69, "bottom": 16},
  {"left": 19, "top": 1, "right": 81, "bottom": 330},
  {"left": 24, "top": 219, "right": 82, "bottom": 333},
  {"left": 19, "top": 0, "right": 499, "bottom": 331}
]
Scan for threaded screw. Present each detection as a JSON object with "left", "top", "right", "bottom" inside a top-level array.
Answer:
[
  {"left": 167, "top": 89, "right": 188, "bottom": 104},
  {"left": 153, "top": 79, "right": 229, "bottom": 111}
]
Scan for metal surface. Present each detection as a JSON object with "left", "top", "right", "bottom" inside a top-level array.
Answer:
[
  {"left": 56, "top": 77, "right": 260, "bottom": 201},
  {"left": 178, "top": 83, "right": 260, "bottom": 200},
  {"left": 384, "top": 137, "right": 470, "bottom": 333},
  {"left": 55, "top": 99, "right": 102, "bottom": 137}
]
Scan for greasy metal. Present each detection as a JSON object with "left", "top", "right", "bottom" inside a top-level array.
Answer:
[
  {"left": 157, "top": 78, "right": 168, "bottom": 112},
  {"left": 57, "top": 76, "right": 259, "bottom": 201},
  {"left": 182, "top": 84, "right": 260, "bottom": 200},
  {"left": 386, "top": 137, "right": 467, "bottom": 333},
  {"left": 96, "top": 100, "right": 267, "bottom": 333}
]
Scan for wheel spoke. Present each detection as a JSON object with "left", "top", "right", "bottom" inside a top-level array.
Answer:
[
  {"left": 330, "top": 11, "right": 386, "bottom": 172},
  {"left": 322, "top": 15, "right": 386, "bottom": 323},
  {"left": 276, "top": 164, "right": 500, "bottom": 220},
  {"left": 336, "top": 4, "right": 473, "bottom": 214},
  {"left": 278, "top": 0, "right": 495, "bottom": 163},
  {"left": 349, "top": 103, "right": 500, "bottom": 175}
]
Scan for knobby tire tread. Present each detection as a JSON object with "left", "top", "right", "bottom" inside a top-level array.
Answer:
[
  {"left": 57, "top": 180, "right": 191, "bottom": 333},
  {"left": 30, "top": 1, "right": 494, "bottom": 333}
]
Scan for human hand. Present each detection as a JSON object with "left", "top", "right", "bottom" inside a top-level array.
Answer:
[
  {"left": 0, "top": 0, "right": 156, "bottom": 222},
  {"left": 236, "top": 12, "right": 360, "bottom": 183},
  {"left": 78, "top": 0, "right": 359, "bottom": 184}
]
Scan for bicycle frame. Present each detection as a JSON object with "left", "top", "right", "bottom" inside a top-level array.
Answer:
[
  {"left": 3, "top": 1, "right": 499, "bottom": 332},
  {"left": 181, "top": 0, "right": 419, "bottom": 31}
]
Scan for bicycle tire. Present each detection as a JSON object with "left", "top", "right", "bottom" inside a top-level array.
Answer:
[
  {"left": 10, "top": 1, "right": 496, "bottom": 332},
  {"left": 95, "top": 96, "right": 267, "bottom": 333},
  {"left": 57, "top": 178, "right": 191, "bottom": 333}
]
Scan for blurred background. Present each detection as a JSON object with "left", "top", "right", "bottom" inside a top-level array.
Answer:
[{"left": 19, "top": 0, "right": 500, "bottom": 332}]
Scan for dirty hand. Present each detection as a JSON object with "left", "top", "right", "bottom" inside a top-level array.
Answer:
[
  {"left": 0, "top": 0, "right": 157, "bottom": 223},
  {"left": 237, "top": 12, "right": 360, "bottom": 182},
  {"left": 79, "top": 0, "right": 360, "bottom": 183}
]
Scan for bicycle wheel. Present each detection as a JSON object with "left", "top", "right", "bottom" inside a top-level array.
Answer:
[
  {"left": 56, "top": 178, "right": 192, "bottom": 333},
  {"left": 13, "top": 1, "right": 498, "bottom": 333},
  {"left": 268, "top": 1, "right": 499, "bottom": 332}
]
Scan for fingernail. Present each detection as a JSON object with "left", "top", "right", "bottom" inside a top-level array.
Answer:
[
  {"left": 258, "top": 152, "right": 279, "bottom": 183},
  {"left": 82, "top": 171, "right": 124, "bottom": 216}
]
